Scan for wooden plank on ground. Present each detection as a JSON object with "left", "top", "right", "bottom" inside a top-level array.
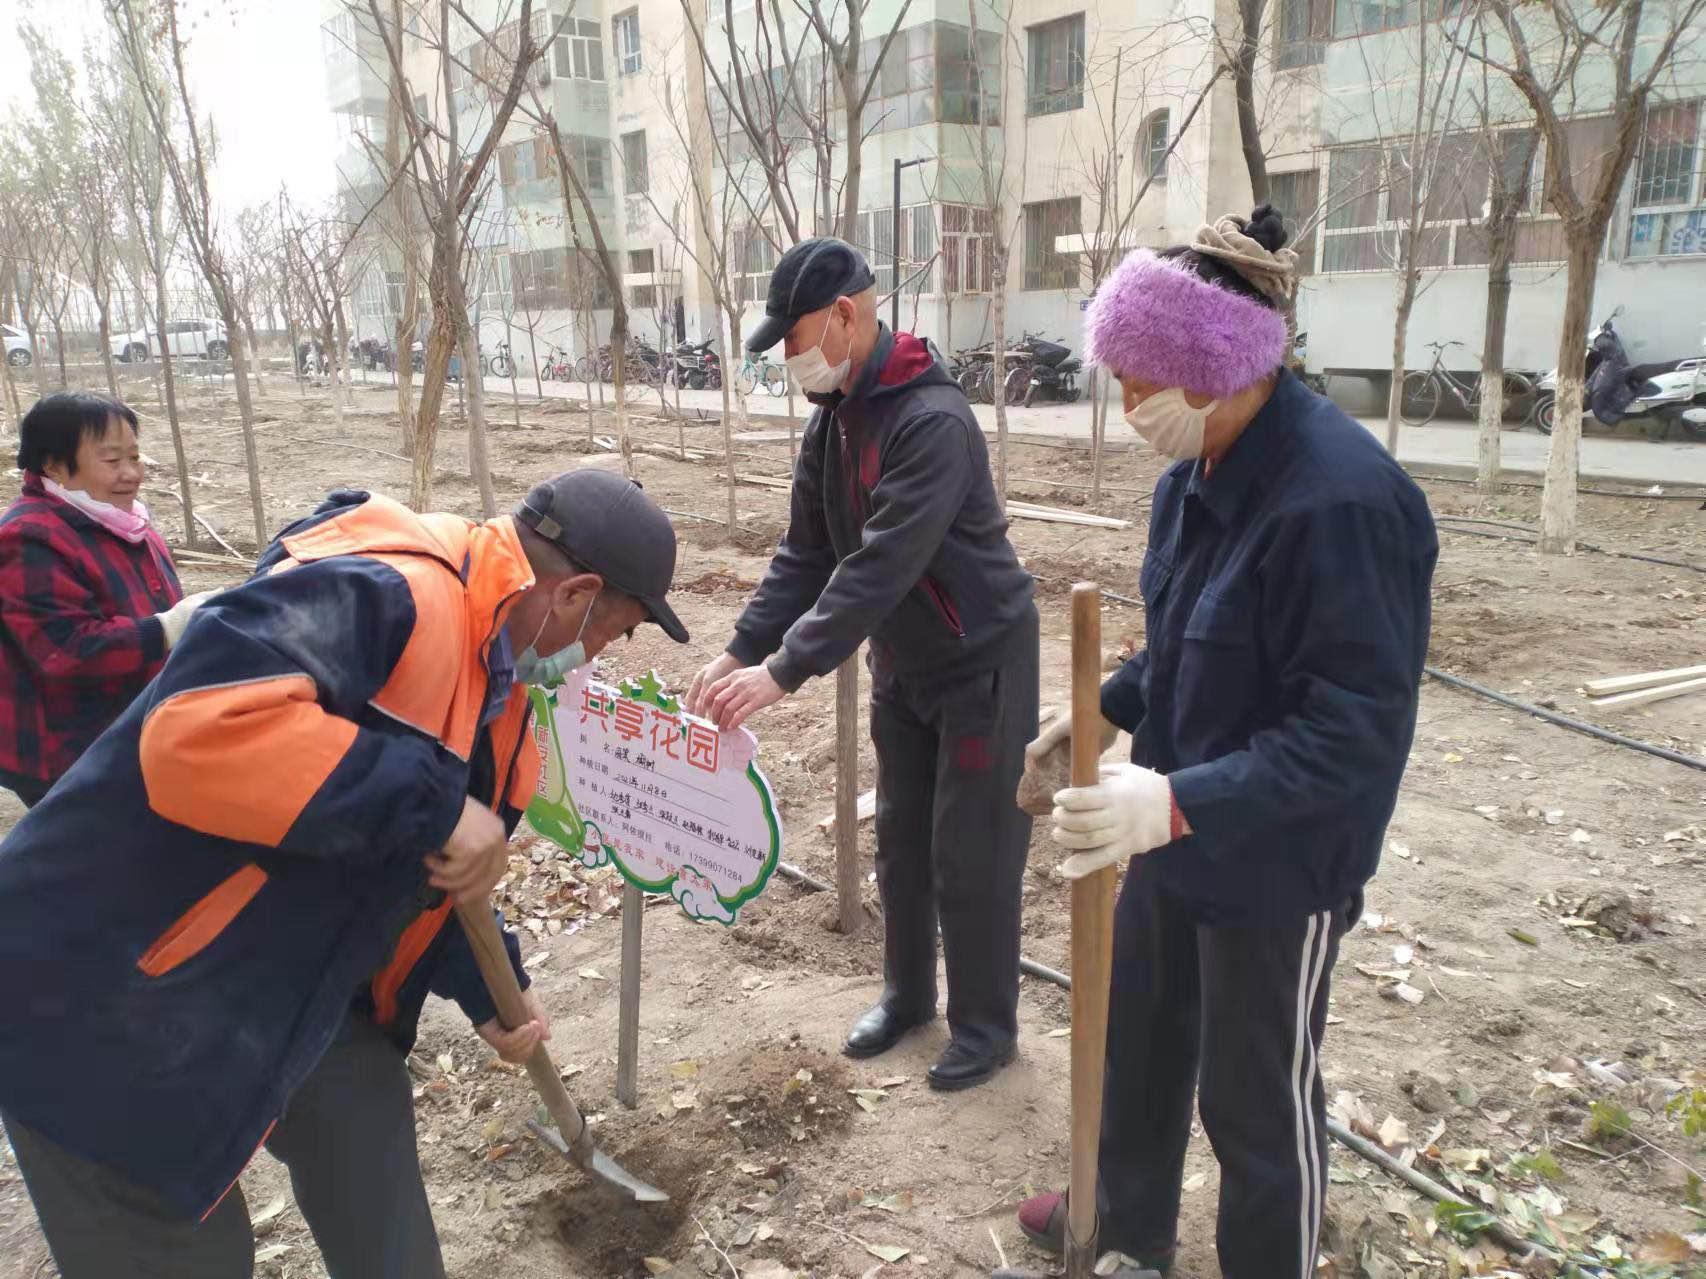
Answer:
[
  {"left": 1583, "top": 664, "right": 1706, "bottom": 697},
  {"left": 1588, "top": 674, "right": 1706, "bottom": 710},
  {"left": 817, "top": 787, "right": 877, "bottom": 832}
]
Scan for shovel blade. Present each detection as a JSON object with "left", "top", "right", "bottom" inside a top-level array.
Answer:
[{"left": 525, "top": 1119, "right": 670, "bottom": 1203}]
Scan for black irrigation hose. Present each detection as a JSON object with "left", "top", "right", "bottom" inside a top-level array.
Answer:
[
  {"left": 1432, "top": 515, "right": 1706, "bottom": 575},
  {"left": 1405, "top": 468, "right": 1706, "bottom": 502},
  {"left": 1424, "top": 667, "right": 1706, "bottom": 772}
]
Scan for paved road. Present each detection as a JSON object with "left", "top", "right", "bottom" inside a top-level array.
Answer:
[{"left": 358, "top": 367, "right": 1706, "bottom": 490}]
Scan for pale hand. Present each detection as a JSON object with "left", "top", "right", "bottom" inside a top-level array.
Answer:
[
  {"left": 704, "top": 663, "right": 786, "bottom": 732},
  {"left": 426, "top": 797, "right": 509, "bottom": 904},
  {"left": 1052, "top": 762, "right": 1174, "bottom": 880},
  {"left": 476, "top": 986, "right": 551, "bottom": 1064},
  {"left": 157, "top": 590, "right": 217, "bottom": 650},
  {"left": 686, "top": 652, "right": 742, "bottom": 718}
]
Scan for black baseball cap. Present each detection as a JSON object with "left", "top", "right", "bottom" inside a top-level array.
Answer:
[
  {"left": 746, "top": 237, "right": 877, "bottom": 354},
  {"left": 515, "top": 470, "right": 689, "bottom": 643}
]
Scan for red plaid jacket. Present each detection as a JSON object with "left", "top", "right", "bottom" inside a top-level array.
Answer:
[{"left": 0, "top": 473, "right": 182, "bottom": 790}]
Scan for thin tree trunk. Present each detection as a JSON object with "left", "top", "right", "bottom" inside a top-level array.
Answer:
[
  {"left": 460, "top": 317, "right": 498, "bottom": 518},
  {"left": 992, "top": 275, "right": 1008, "bottom": 512},
  {"left": 412, "top": 303, "right": 460, "bottom": 511},
  {"left": 95, "top": 284, "right": 119, "bottom": 400},
  {"left": 223, "top": 305, "right": 269, "bottom": 547},
  {"left": 49, "top": 313, "right": 68, "bottom": 389},
  {"left": 324, "top": 321, "right": 344, "bottom": 432},
  {"left": 148, "top": 220, "right": 195, "bottom": 551},
  {"left": 1385, "top": 260, "right": 1420, "bottom": 454},
  {"left": 611, "top": 314, "right": 634, "bottom": 478},
  {"left": 1234, "top": 0, "right": 1270, "bottom": 205},
  {"left": 1476, "top": 227, "right": 1517, "bottom": 493},
  {"left": 526, "top": 316, "right": 542, "bottom": 399},
  {"left": 244, "top": 315, "right": 265, "bottom": 395},
  {"left": 1538, "top": 235, "right": 1599, "bottom": 555},
  {"left": 724, "top": 309, "right": 743, "bottom": 533}
]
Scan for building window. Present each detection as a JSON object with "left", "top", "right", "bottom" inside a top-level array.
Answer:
[
  {"left": 1331, "top": 0, "right": 1419, "bottom": 37},
  {"left": 1276, "top": 0, "right": 1330, "bottom": 68},
  {"left": 1026, "top": 15, "right": 1084, "bottom": 117},
  {"left": 1630, "top": 100, "right": 1705, "bottom": 257},
  {"left": 732, "top": 225, "right": 779, "bottom": 303},
  {"left": 1023, "top": 198, "right": 1080, "bottom": 290},
  {"left": 1268, "top": 170, "right": 1320, "bottom": 275},
  {"left": 555, "top": 18, "right": 605, "bottom": 82},
  {"left": 629, "top": 249, "right": 657, "bottom": 309},
  {"left": 613, "top": 9, "right": 641, "bottom": 76},
  {"left": 566, "top": 134, "right": 610, "bottom": 194},
  {"left": 621, "top": 130, "right": 648, "bottom": 196},
  {"left": 941, "top": 204, "right": 995, "bottom": 295},
  {"left": 1321, "top": 131, "right": 1563, "bottom": 274},
  {"left": 936, "top": 22, "right": 1002, "bottom": 127},
  {"left": 1141, "top": 110, "right": 1171, "bottom": 182}
]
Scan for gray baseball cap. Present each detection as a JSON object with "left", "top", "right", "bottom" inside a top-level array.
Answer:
[{"left": 514, "top": 469, "right": 689, "bottom": 643}]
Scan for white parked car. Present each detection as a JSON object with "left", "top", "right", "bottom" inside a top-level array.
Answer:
[
  {"left": 3, "top": 323, "right": 31, "bottom": 367},
  {"left": 112, "top": 318, "right": 230, "bottom": 362}
]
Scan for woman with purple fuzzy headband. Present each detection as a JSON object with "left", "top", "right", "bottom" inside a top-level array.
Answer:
[{"left": 1014, "top": 207, "right": 1438, "bottom": 1278}]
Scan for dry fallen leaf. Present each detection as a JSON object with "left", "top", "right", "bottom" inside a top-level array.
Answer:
[
  {"left": 1182, "top": 1172, "right": 1207, "bottom": 1192},
  {"left": 643, "top": 1259, "right": 675, "bottom": 1276},
  {"left": 1634, "top": 1232, "right": 1694, "bottom": 1264},
  {"left": 1378, "top": 1115, "right": 1412, "bottom": 1149},
  {"left": 1382, "top": 981, "right": 1425, "bottom": 1006},
  {"left": 254, "top": 1244, "right": 291, "bottom": 1264},
  {"left": 578, "top": 967, "right": 605, "bottom": 980},
  {"left": 864, "top": 1242, "right": 909, "bottom": 1264}
]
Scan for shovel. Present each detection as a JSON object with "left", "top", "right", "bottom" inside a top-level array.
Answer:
[{"left": 454, "top": 899, "right": 669, "bottom": 1203}]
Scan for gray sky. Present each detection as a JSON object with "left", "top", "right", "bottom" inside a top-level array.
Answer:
[{"left": 0, "top": 0, "right": 339, "bottom": 214}]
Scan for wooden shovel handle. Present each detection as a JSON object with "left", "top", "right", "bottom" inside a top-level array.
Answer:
[
  {"left": 453, "top": 899, "right": 590, "bottom": 1157},
  {"left": 1066, "top": 583, "right": 1116, "bottom": 1271}
]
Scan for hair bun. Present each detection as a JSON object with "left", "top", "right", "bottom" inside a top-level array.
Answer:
[{"left": 1243, "top": 204, "right": 1290, "bottom": 253}]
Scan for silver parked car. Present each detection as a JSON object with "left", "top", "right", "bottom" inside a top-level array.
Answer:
[{"left": 3, "top": 323, "right": 31, "bottom": 367}]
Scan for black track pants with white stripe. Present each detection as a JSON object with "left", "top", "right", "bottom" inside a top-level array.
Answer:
[{"left": 1094, "top": 854, "right": 1360, "bottom": 1278}]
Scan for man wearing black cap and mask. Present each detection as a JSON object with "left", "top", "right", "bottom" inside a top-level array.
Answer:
[
  {"left": 687, "top": 237, "right": 1038, "bottom": 1092},
  {"left": 0, "top": 470, "right": 686, "bottom": 1278}
]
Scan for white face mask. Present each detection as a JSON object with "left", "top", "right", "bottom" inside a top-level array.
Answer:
[
  {"left": 514, "top": 591, "right": 597, "bottom": 687},
  {"left": 1124, "top": 388, "right": 1217, "bottom": 459},
  {"left": 785, "top": 309, "right": 851, "bottom": 395}
]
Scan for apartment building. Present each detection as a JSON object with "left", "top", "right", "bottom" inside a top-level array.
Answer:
[
  {"left": 324, "top": 1, "right": 1706, "bottom": 380},
  {"left": 1272, "top": 0, "right": 1706, "bottom": 378}
]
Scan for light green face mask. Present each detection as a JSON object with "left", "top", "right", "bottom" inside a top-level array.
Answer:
[{"left": 515, "top": 591, "right": 596, "bottom": 687}]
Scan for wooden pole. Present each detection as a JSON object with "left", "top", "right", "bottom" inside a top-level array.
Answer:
[
  {"left": 834, "top": 653, "right": 863, "bottom": 935},
  {"left": 1065, "top": 583, "right": 1114, "bottom": 1279},
  {"left": 615, "top": 881, "right": 644, "bottom": 1108}
]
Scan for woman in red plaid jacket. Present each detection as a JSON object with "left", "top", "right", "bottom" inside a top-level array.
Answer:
[{"left": 0, "top": 393, "right": 209, "bottom": 808}]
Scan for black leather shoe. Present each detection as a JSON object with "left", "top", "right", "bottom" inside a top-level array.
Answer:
[
  {"left": 926, "top": 1039, "right": 1016, "bottom": 1091},
  {"left": 842, "top": 1003, "right": 933, "bottom": 1059}
]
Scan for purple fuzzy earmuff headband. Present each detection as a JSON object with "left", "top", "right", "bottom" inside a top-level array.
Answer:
[{"left": 1083, "top": 250, "right": 1289, "bottom": 400}]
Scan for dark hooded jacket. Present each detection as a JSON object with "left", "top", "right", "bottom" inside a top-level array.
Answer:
[{"left": 727, "top": 326, "right": 1034, "bottom": 688}]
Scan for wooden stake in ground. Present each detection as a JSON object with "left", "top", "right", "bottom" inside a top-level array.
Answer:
[
  {"left": 834, "top": 655, "right": 863, "bottom": 935},
  {"left": 1066, "top": 582, "right": 1115, "bottom": 1279},
  {"left": 615, "top": 880, "right": 644, "bottom": 1108}
]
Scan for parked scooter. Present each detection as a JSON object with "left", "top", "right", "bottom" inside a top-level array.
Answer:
[
  {"left": 1532, "top": 309, "right": 1706, "bottom": 439},
  {"left": 668, "top": 339, "right": 722, "bottom": 390},
  {"left": 1004, "top": 333, "right": 1082, "bottom": 406}
]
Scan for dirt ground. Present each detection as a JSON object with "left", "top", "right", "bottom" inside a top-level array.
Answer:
[{"left": 1, "top": 369, "right": 1703, "bottom": 1279}]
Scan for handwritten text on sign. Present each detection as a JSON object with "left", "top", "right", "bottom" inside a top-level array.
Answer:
[{"left": 526, "top": 667, "right": 782, "bottom": 924}]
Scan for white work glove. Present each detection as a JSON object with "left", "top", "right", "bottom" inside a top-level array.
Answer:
[
  {"left": 1052, "top": 762, "right": 1175, "bottom": 880},
  {"left": 156, "top": 590, "right": 216, "bottom": 651}
]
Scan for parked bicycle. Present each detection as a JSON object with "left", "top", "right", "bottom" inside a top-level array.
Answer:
[
  {"left": 734, "top": 353, "right": 788, "bottom": 398},
  {"left": 1400, "top": 341, "right": 1534, "bottom": 427},
  {"left": 540, "top": 344, "right": 574, "bottom": 381},
  {"left": 481, "top": 341, "right": 516, "bottom": 380}
]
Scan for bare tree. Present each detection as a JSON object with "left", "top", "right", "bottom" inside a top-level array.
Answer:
[
  {"left": 1459, "top": 34, "right": 1541, "bottom": 494},
  {"left": 110, "top": 48, "right": 197, "bottom": 548},
  {"left": 360, "top": 0, "right": 551, "bottom": 510},
  {"left": 1347, "top": 5, "right": 1474, "bottom": 453},
  {"left": 1454, "top": 0, "right": 1706, "bottom": 552},
  {"left": 1069, "top": 31, "right": 1225, "bottom": 499},
  {"left": 963, "top": 1, "right": 1025, "bottom": 509},
  {"left": 106, "top": 0, "right": 269, "bottom": 548}
]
